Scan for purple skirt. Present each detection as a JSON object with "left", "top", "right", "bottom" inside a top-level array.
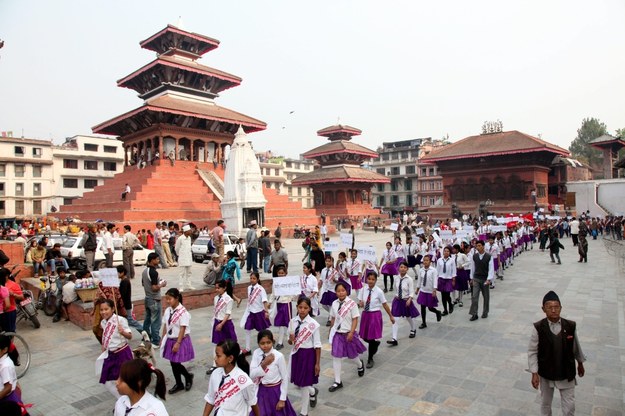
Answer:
[
  {"left": 417, "top": 291, "right": 439, "bottom": 308},
  {"left": 506, "top": 247, "right": 513, "bottom": 258},
  {"left": 212, "top": 318, "right": 237, "bottom": 344},
  {"left": 437, "top": 277, "right": 454, "bottom": 292},
  {"left": 381, "top": 262, "right": 398, "bottom": 275},
  {"left": 493, "top": 258, "right": 500, "bottom": 272},
  {"left": 454, "top": 269, "right": 470, "bottom": 291},
  {"left": 479, "top": 233, "right": 487, "bottom": 241},
  {"left": 274, "top": 303, "right": 292, "bottom": 327},
  {"left": 99, "top": 344, "right": 133, "bottom": 383},
  {"left": 523, "top": 234, "right": 530, "bottom": 243},
  {"left": 391, "top": 298, "right": 420, "bottom": 318},
  {"left": 162, "top": 335, "right": 195, "bottom": 363},
  {"left": 359, "top": 310, "right": 383, "bottom": 340},
  {"left": 290, "top": 347, "right": 319, "bottom": 387},
  {"left": 349, "top": 274, "right": 363, "bottom": 290},
  {"left": 245, "top": 311, "right": 272, "bottom": 331},
  {"left": 331, "top": 331, "right": 367, "bottom": 359},
  {"left": 320, "top": 291, "right": 338, "bottom": 306},
  {"left": 253, "top": 383, "right": 298, "bottom": 416},
  {"left": 530, "top": 233, "right": 535, "bottom": 242}
]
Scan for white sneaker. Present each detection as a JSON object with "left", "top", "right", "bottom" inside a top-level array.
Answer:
[
  {"left": 187, "top": 286, "right": 196, "bottom": 291},
  {"left": 152, "top": 343, "right": 160, "bottom": 349}
]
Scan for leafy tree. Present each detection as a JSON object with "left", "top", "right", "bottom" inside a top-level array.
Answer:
[{"left": 569, "top": 117, "right": 607, "bottom": 166}]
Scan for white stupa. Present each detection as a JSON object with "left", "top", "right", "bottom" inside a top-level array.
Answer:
[{"left": 221, "top": 126, "right": 267, "bottom": 235}]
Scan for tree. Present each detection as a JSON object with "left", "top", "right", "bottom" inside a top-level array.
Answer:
[{"left": 569, "top": 117, "right": 607, "bottom": 166}]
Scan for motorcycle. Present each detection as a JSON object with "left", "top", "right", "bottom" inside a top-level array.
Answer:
[
  {"left": 37, "top": 275, "right": 59, "bottom": 317},
  {"left": 16, "top": 289, "right": 40, "bottom": 329}
]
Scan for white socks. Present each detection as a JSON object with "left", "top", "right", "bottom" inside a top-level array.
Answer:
[
  {"left": 391, "top": 322, "right": 399, "bottom": 340},
  {"left": 245, "top": 330, "right": 252, "bottom": 351},
  {"left": 104, "top": 380, "right": 120, "bottom": 398},
  {"left": 407, "top": 317, "right": 416, "bottom": 331},
  {"left": 277, "top": 327, "right": 286, "bottom": 345},
  {"left": 333, "top": 357, "right": 342, "bottom": 383},
  {"left": 299, "top": 386, "right": 315, "bottom": 415}
]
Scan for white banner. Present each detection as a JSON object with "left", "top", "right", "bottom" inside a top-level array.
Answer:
[
  {"left": 496, "top": 217, "right": 507, "bottom": 224},
  {"left": 440, "top": 230, "right": 453, "bottom": 240},
  {"left": 356, "top": 245, "right": 376, "bottom": 262},
  {"left": 272, "top": 275, "right": 302, "bottom": 296},
  {"left": 450, "top": 221, "right": 462, "bottom": 229},
  {"left": 491, "top": 225, "right": 507, "bottom": 232},
  {"left": 96, "top": 268, "right": 119, "bottom": 288},
  {"left": 324, "top": 240, "right": 339, "bottom": 252},
  {"left": 389, "top": 223, "right": 399, "bottom": 231},
  {"left": 463, "top": 225, "right": 474, "bottom": 232},
  {"left": 455, "top": 230, "right": 468, "bottom": 238},
  {"left": 414, "top": 227, "right": 425, "bottom": 235}
]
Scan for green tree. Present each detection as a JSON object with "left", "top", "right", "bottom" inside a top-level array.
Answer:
[{"left": 569, "top": 117, "right": 607, "bottom": 166}]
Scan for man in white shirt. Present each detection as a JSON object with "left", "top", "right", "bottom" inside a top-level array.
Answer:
[
  {"left": 569, "top": 217, "right": 580, "bottom": 247},
  {"left": 175, "top": 225, "right": 194, "bottom": 291},
  {"left": 102, "top": 223, "right": 115, "bottom": 268},
  {"left": 122, "top": 225, "right": 140, "bottom": 279},
  {"left": 469, "top": 240, "right": 494, "bottom": 321}
]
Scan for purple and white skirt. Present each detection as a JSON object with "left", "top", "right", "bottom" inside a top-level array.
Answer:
[
  {"left": 493, "top": 258, "right": 500, "bottom": 272},
  {"left": 212, "top": 318, "right": 237, "bottom": 344},
  {"left": 290, "top": 347, "right": 319, "bottom": 387},
  {"left": 245, "top": 310, "right": 272, "bottom": 331},
  {"left": 437, "top": 277, "right": 454, "bottom": 292},
  {"left": 253, "top": 383, "right": 298, "bottom": 416},
  {"left": 359, "top": 310, "right": 383, "bottom": 340},
  {"left": 454, "top": 269, "right": 470, "bottom": 291},
  {"left": 99, "top": 344, "right": 133, "bottom": 383},
  {"left": 274, "top": 303, "right": 292, "bottom": 327},
  {"left": 162, "top": 335, "right": 195, "bottom": 363},
  {"left": 391, "top": 297, "right": 420, "bottom": 318},
  {"left": 417, "top": 291, "right": 439, "bottom": 308},
  {"left": 331, "top": 331, "right": 367, "bottom": 359},
  {"left": 381, "top": 262, "right": 398, "bottom": 275},
  {"left": 320, "top": 291, "right": 338, "bottom": 306},
  {"left": 348, "top": 274, "right": 363, "bottom": 290}
]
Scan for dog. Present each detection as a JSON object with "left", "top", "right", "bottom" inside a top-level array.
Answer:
[{"left": 133, "top": 331, "right": 157, "bottom": 366}]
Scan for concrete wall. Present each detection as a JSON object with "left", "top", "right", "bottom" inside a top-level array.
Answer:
[{"left": 566, "top": 179, "right": 625, "bottom": 217}]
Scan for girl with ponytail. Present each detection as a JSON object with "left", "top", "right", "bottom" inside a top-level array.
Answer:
[{"left": 114, "top": 358, "right": 168, "bottom": 415}]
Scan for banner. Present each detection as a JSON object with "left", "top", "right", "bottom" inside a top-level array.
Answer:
[
  {"left": 439, "top": 230, "right": 453, "bottom": 240},
  {"left": 455, "top": 230, "right": 468, "bottom": 238},
  {"left": 324, "top": 240, "right": 339, "bottom": 252},
  {"left": 414, "top": 227, "right": 425, "bottom": 235},
  {"left": 356, "top": 245, "right": 376, "bottom": 262},
  {"left": 96, "top": 268, "right": 119, "bottom": 288},
  {"left": 450, "top": 221, "right": 462, "bottom": 229},
  {"left": 389, "top": 223, "right": 399, "bottom": 231},
  {"left": 340, "top": 233, "right": 353, "bottom": 247},
  {"left": 272, "top": 275, "right": 302, "bottom": 296},
  {"left": 463, "top": 225, "right": 474, "bottom": 232}
]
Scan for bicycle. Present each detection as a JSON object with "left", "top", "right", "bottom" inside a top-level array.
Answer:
[
  {"left": 0, "top": 331, "right": 31, "bottom": 379},
  {"left": 37, "top": 275, "right": 58, "bottom": 316}
]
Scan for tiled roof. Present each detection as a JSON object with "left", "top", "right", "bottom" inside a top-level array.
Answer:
[
  {"left": 420, "top": 130, "right": 569, "bottom": 162},
  {"left": 302, "top": 140, "right": 378, "bottom": 158},
  {"left": 291, "top": 165, "right": 389, "bottom": 185},
  {"left": 317, "top": 124, "right": 362, "bottom": 137},
  {"left": 589, "top": 134, "right": 625, "bottom": 147},
  {"left": 140, "top": 25, "right": 220, "bottom": 56}
]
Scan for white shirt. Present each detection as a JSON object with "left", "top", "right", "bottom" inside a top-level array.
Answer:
[
  {"left": 114, "top": 392, "right": 169, "bottom": 416},
  {"left": 205, "top": 366, "right": 257, "bottom": 416},
  {"left": 162, "top": 304, "right": 191, "bottom": 338},
  {"left": 175, "top": 234, "right": 193, "bottom": 267},
  {"left": 102, "top": 231, "right": 114, "bottom": 253},
  {"left": 246, "top": 285, "right": 268, "bottom": 313},
  {"left": 345, "top": 258, "right": 361, "bottom": 277},
  {"left": 249, "top": 348, "right": 289, "bottom": 400},
  {"left": 321, "top": 267, "right": 340, "bottom": 292},
  {"left": 470, "top": 251, "right": 495, "bottom": 281},
  {"left": 404, "top": 242, "right": 418, "bottom": 257},
  {"left": 122, "top": 232, "right": 140, "bottom": 250},
  {"left": 393, "top": 243, "right": 405, "bottom": 258},
  {"left": 454, "top": 252, "right": 470, "bottom": 270},
  {"left": 300, "top": 274, "right": 318, "bottom": 298},
  {"left": 417, "top": 267, "right": 437, "bottom": 293},
  {"left": 394, "top": 274, "right": 414, "bottom": 300},
  {"left": 214, "top": 294, "right": 234, "bottom": 321},
  {"left": 101, "top": 315, "right": 131, "bottom": 351},
  {"left": 62, "top": 281, "right": 78, "bottom": 304},
  {"left": 288, "top": 315, "right": 322, "bottom": 349},
  {"left": 330, "top": 298, "right": 359, "bottom": 333},
  {"left": 436, "top": 256, "right": 457, "bottom": 279},
  {"left": 381, "top": 249, "right": 397, "bottom": 265},
  {"left": 0, "top": 354, "right": 17, "bottom": 392},
  {"left": 358, "top": 286, "right": 386, "bottom": 312}
]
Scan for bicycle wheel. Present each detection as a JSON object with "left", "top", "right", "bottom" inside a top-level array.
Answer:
[
  {"left": 3, "top": 332, "right": 31, "bottom": 379},
  {"left": 43, "top": 293, "right": 58, "bottom": 316}
]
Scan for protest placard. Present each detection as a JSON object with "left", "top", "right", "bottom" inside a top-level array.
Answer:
[
  {"left": 415, "top": 227, "right": 425, "bottom": 235},
  {"left": 440, "top": 230, "right": 453, "bottom": 240},
  {"left": 356, "top": 245, "right": 377, "bottom": 262},
  {"left": 389, "top": 223, "right": 399, "bottom": 231},
  {"left": 97, "top": 268, "right": 119, "bottom": 288},
  {"left": 272, "top": 275, "right": 302, "bottom": 296},
  {"left": 340, "top": 233, "right": 353, "bottom": 247},
  {"left": 324, "top": 240, "right": 339, "bottom": 252}
]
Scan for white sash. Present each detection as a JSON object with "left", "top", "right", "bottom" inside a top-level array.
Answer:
[
  {"left": 348, "top": 260, "right": 360, "bottom": 276},
  {"left": 102, "top": 317, "right": 118, "bottom": 351},
  {"left": 166, "top": 306, "right": 187, "bottom": 332},
  {"left": 292, "top": 319, "right": 320, "bottom": 354},
  {"left": 329, "top": 298, "right": 356, "bottom": 344},
  {"left": 213, "top": 372, "right": 253, "bottom": 411},
  {"left": 214, "top": 296, "right": 227, "bottom": 319}
]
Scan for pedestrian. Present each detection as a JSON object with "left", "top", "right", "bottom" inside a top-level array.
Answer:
[
  {"left": 121, "top": 183, "right": 130, "bottom": 201},
  {"left": 387, "top": 262, "right": 419, "bottom": 345},
  {"left": 152, "top": 222, "right": 168, "bottom": 270},
  {"left": 269, "top": 239, "right": 288, "bottom": 277},
  {"left": 345, "top": 249, "right": 363, "bottom": 299},
  {"left": 416, "top": 255, "right": 442, "bottom": 328},
  {"left": 469, "top": 240, "right": 493, "bottom": 321},
  {"left": 288, "top": 296, "right": 321, "bottom": 416},
  {"left": 93, "top": 269, "right": 127, "bottom": 343},
  {"left": 546, "top": 233, "right": 564, "bottom": 265},
  {"left": 452, "top": 244, "right": 470, "bottom": 307},
  {"left": 0, "top": 334, "right": 25, "bottom": 410},
  {"left": 358, "top": 271, "right": 394, "bottom": 368},
  {"left": 274, "top": 222, "right": 282, "bottom": 240},
  {"left": 97, "top": 299, "right": 133, "bottom": 398},
  {"left": 241, "top": 272, "right": 271, "bottom": 355},
  {"left": 319, "top": 257, "right": 340, "bottom": 326},
  {"left": 142, "top": 253, "right": 167, "bottom": 348},
  {"left": 328, "top": 281, "right": 366, "bottom": 392},
  {"left": 249, "top": 330, "right": 298, "bottom": 416},
  {"left": 379, "top": 242, "right": 398, "bottom": 293},
  {"left": 102, "top": 223, "right": 115, "bottom": 268},
  {"left": 300, "top": 263, "right": 319, "bottom": 317},
  {"left": 270, "top": 266, "right": 292, "bottom": 350},
  {"left": 222, "top": 251, "right": 242, "bottom": 307},
  {"left": 121, "top": 225, "right": 140, "bottom": 279},
  {"left": 246, "top": 221, "right": 259, "bottom": 274},
  {"left": 577, "top": 234, "right": 588, "bottom": 263},
  {"left": 235, "top": 238, "right": 247, "bottom": 269},
  {"left": 113, "top": 358, "right": 169, "bottom": 416},
  {"left": 436, "top": 246, "right": 456, "bottom": 316},
  {"left": 258, "top": 230, "right": 272, "bottom": 273},
  {"left": 211, "top": 220, "right": 226, "bottom": 260},
  {"left": 202, "top": 340, "right": 260, "bottom": 416},
  {"left": 175, "top": 224, "right": 195, "bottom": 291},
  {"left": 569, "top": 217, "right": 580, "bottom": 246},
  {"left": 207, "top": 280, "right": 237, "bottom": 375},
  {"left": 81, "top": 224, "right": 98, "bottom": 271},
  {"left": 161, "top": 288, "right": 195, "bottom": 395},
  {"left": 117, "top": 265, "right": 143, "bottom": 334},
  {"left": 528, "top": 291, "right": 586, "bottom": 416}
]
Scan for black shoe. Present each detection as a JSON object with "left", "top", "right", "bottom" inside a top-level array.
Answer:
[
  {"left": 383, "top": 288, "right": 388, "bottom": 293},
  {"left": 185, "top": 373, "right": 194, "bottom": 391},
  {"left": 275, "top": 343, "right": 284, "bottom": 351},
  {"left": 326, "top": 320, "right": 331, "bottom": 327},
  {"left": 328, "top": 382, "right": 343, "bottom": 392},
  {"left": 409, "top": 330, "right": 416, "bottom": 338},
  {"left": 436, "top": 311, "right": 442, "bottom": 322},
  {"left": 458, "top": 301, "right": 463, "bottom": 307},
  {"left": 168, "top": 384, "right": 184, "bottom": 394},
  {"left": 481, "top": 313, "right": 488, "bottom": 319},
  {"left": 357, "top": 360, "right": 365, "bottom": 377},
  {"left": 452, "top": 299, "right": 459, "bottom": 305},
  {"left": 386, "top": 339, "right": 398, "bottom": 346},
  {"left": 366, "top": 359, "right": 374, "bottom": 369},
  {"left": 206, "top": 367, "right": 216, "bottom": 375},
  {"left": 419, "top": 323, "right": 427, "bottom": 329},
  {"left": 470, "top": 315, "right": 479, "bottom": 321},
  {"left": 309, "top": 387, "right": 319, "bottom": 408},
  {"left": 449, "top": 304, "right": 454, "bottom": 314},
  {"left": 441, "top": 311, "right": 448, "bottom": 317},
  {"left": 52, "top": 316, "right": 61, "bottom": 323}
]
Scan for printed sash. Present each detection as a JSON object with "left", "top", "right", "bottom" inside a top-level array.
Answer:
[
  {"left": 102, "top": 317, "right": 118, "bottom": 350},
  {"left": 213, "top": 371, "right": 253, "bottom": 410},
  {"left": 214, "top": 296, "right": 228, "bottom": 319},
  {"left": 329, "top": 298, "right": 356, "bottom": 344},
  {"left": 166, "top": 306, "right": 187, "bottom": 334},
  {"left": 248, "top": 286, "right": 262, "bottom": 307},
  {"left": 292, "top": 319, "right": 320, "bottom": 354}
]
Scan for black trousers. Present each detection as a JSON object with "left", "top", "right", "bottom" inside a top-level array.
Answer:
[
  {"left": 383, "top": 274, "right": 394, "bottom": 290},
  {"left": 362, "top": 339, "right": 380, "bottom": 361},
  {"left": 171, "top": 361, "right": 190, "bottom": 386}
]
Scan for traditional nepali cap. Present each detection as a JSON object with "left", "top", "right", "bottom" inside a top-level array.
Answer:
[
  {"left": 542, "top": 290, "right": 560, "bottom": 305},
  {"left": 182, "top": 224, "right": 191, "bottom": 232}
]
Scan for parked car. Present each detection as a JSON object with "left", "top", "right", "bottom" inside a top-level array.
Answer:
[
  {"left": 26, "top": 234, "right": 68, "bottom": 250},
  {"left": 62, "top": 236, "right": 153, "bottom": 270},
  {"left": 191, "top": 233, "right": 238, "bottom": 263}
]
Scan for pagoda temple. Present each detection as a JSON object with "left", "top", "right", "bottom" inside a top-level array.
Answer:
[
  {"left": 58, "top": 24, "right": 319, "bottom": 233},
  {"left": 589, "top": 134, "right": 625, "bottom": 179},
  {"left": 292, "top": 124, "right": 389, "bottom": 219}
]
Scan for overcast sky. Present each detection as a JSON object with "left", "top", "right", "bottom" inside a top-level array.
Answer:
[{"left": 1, "top": 0, "right": 624, "bottom": 158}]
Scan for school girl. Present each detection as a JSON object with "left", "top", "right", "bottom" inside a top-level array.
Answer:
[
  {"left": 416, "top": 255, "right": 442, "bottom": 328},
  {"left": 208, "top": 280, "right": 237, "bottom": 375},
  {"left": 319, "top": 257, "right": 341, "bottom": 326},
  {"left": 452, "top": 244, "right": 470, "bottom": 307},
  {"left": 361, "top": 258, "right": 378, "bottom": 286},
  {"left": 161, "top": 288, "right": 195, "bottom": 394},
  {"left": 0, "top": 334, "right": 24, "bottom": 411},
  {"left": 328, "top": 282, "right": 367, "bottom": 392},
  {"left": 270, "top": 266, "right": 293, "bottom": 350},
  {"left": 485, "top": 235, "right": 503, "bottom": 282},
  {"left": 250, "top": 330, "right": 297, "bottom": 416},
  {"left": 392, "top": 236, "right": 405, "bottom": 272},
  {"left": 379, "top": 242, "right": 398, "bottom": 293},
  {"left": 114, "top": 358, "right": 169, "bottom": 416},
  {"left": 242, "top": 272, "right": 271, "bottom": 355},
  {"left": 404, "top": 235, "right": 419, "bottom": 276},
  {"left": 300, "top": 263, "right": 320, "bottom": 317},
  {"left": 436, "top": 246, "right": 456, "bottom": 316},
  {"left": 358, "top": 272, "right": 394, "bottom": 368},
  {"left": 288, "top": 297, "right": 321, "bottom": 416},
  {"left": 387, "top": 262, "right": 419, "bottom": 346},
  {"left": 203, "top": 340, "right": 260, "bottom": 416},
  {"left": 98, "top": 299, "right": 133, "bottom": 397},
  {"left": 345, "top": 249, "right": 363, "bottom": 298}
]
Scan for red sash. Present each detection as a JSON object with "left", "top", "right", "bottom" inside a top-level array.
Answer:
[
  {"left": 167, "top": 306, "right": 186, "bottom": 330},
  {"left": 248, "top": 286, "right": 262, "bottom": 306},
  {"left": 214, "top": 297, "right": 228, "bottom": 318},
  {"left": 348, "top": 260, "right": 360, "bottom": 276},
  {"left": 324, "top": 268, "right": 338, "bottom": 285},
  {"left": 293, "top": 319, "right": 320, "bottom": 354},
  {"left": 102, "top": 317, "right": 118, "bottom": 350}
]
